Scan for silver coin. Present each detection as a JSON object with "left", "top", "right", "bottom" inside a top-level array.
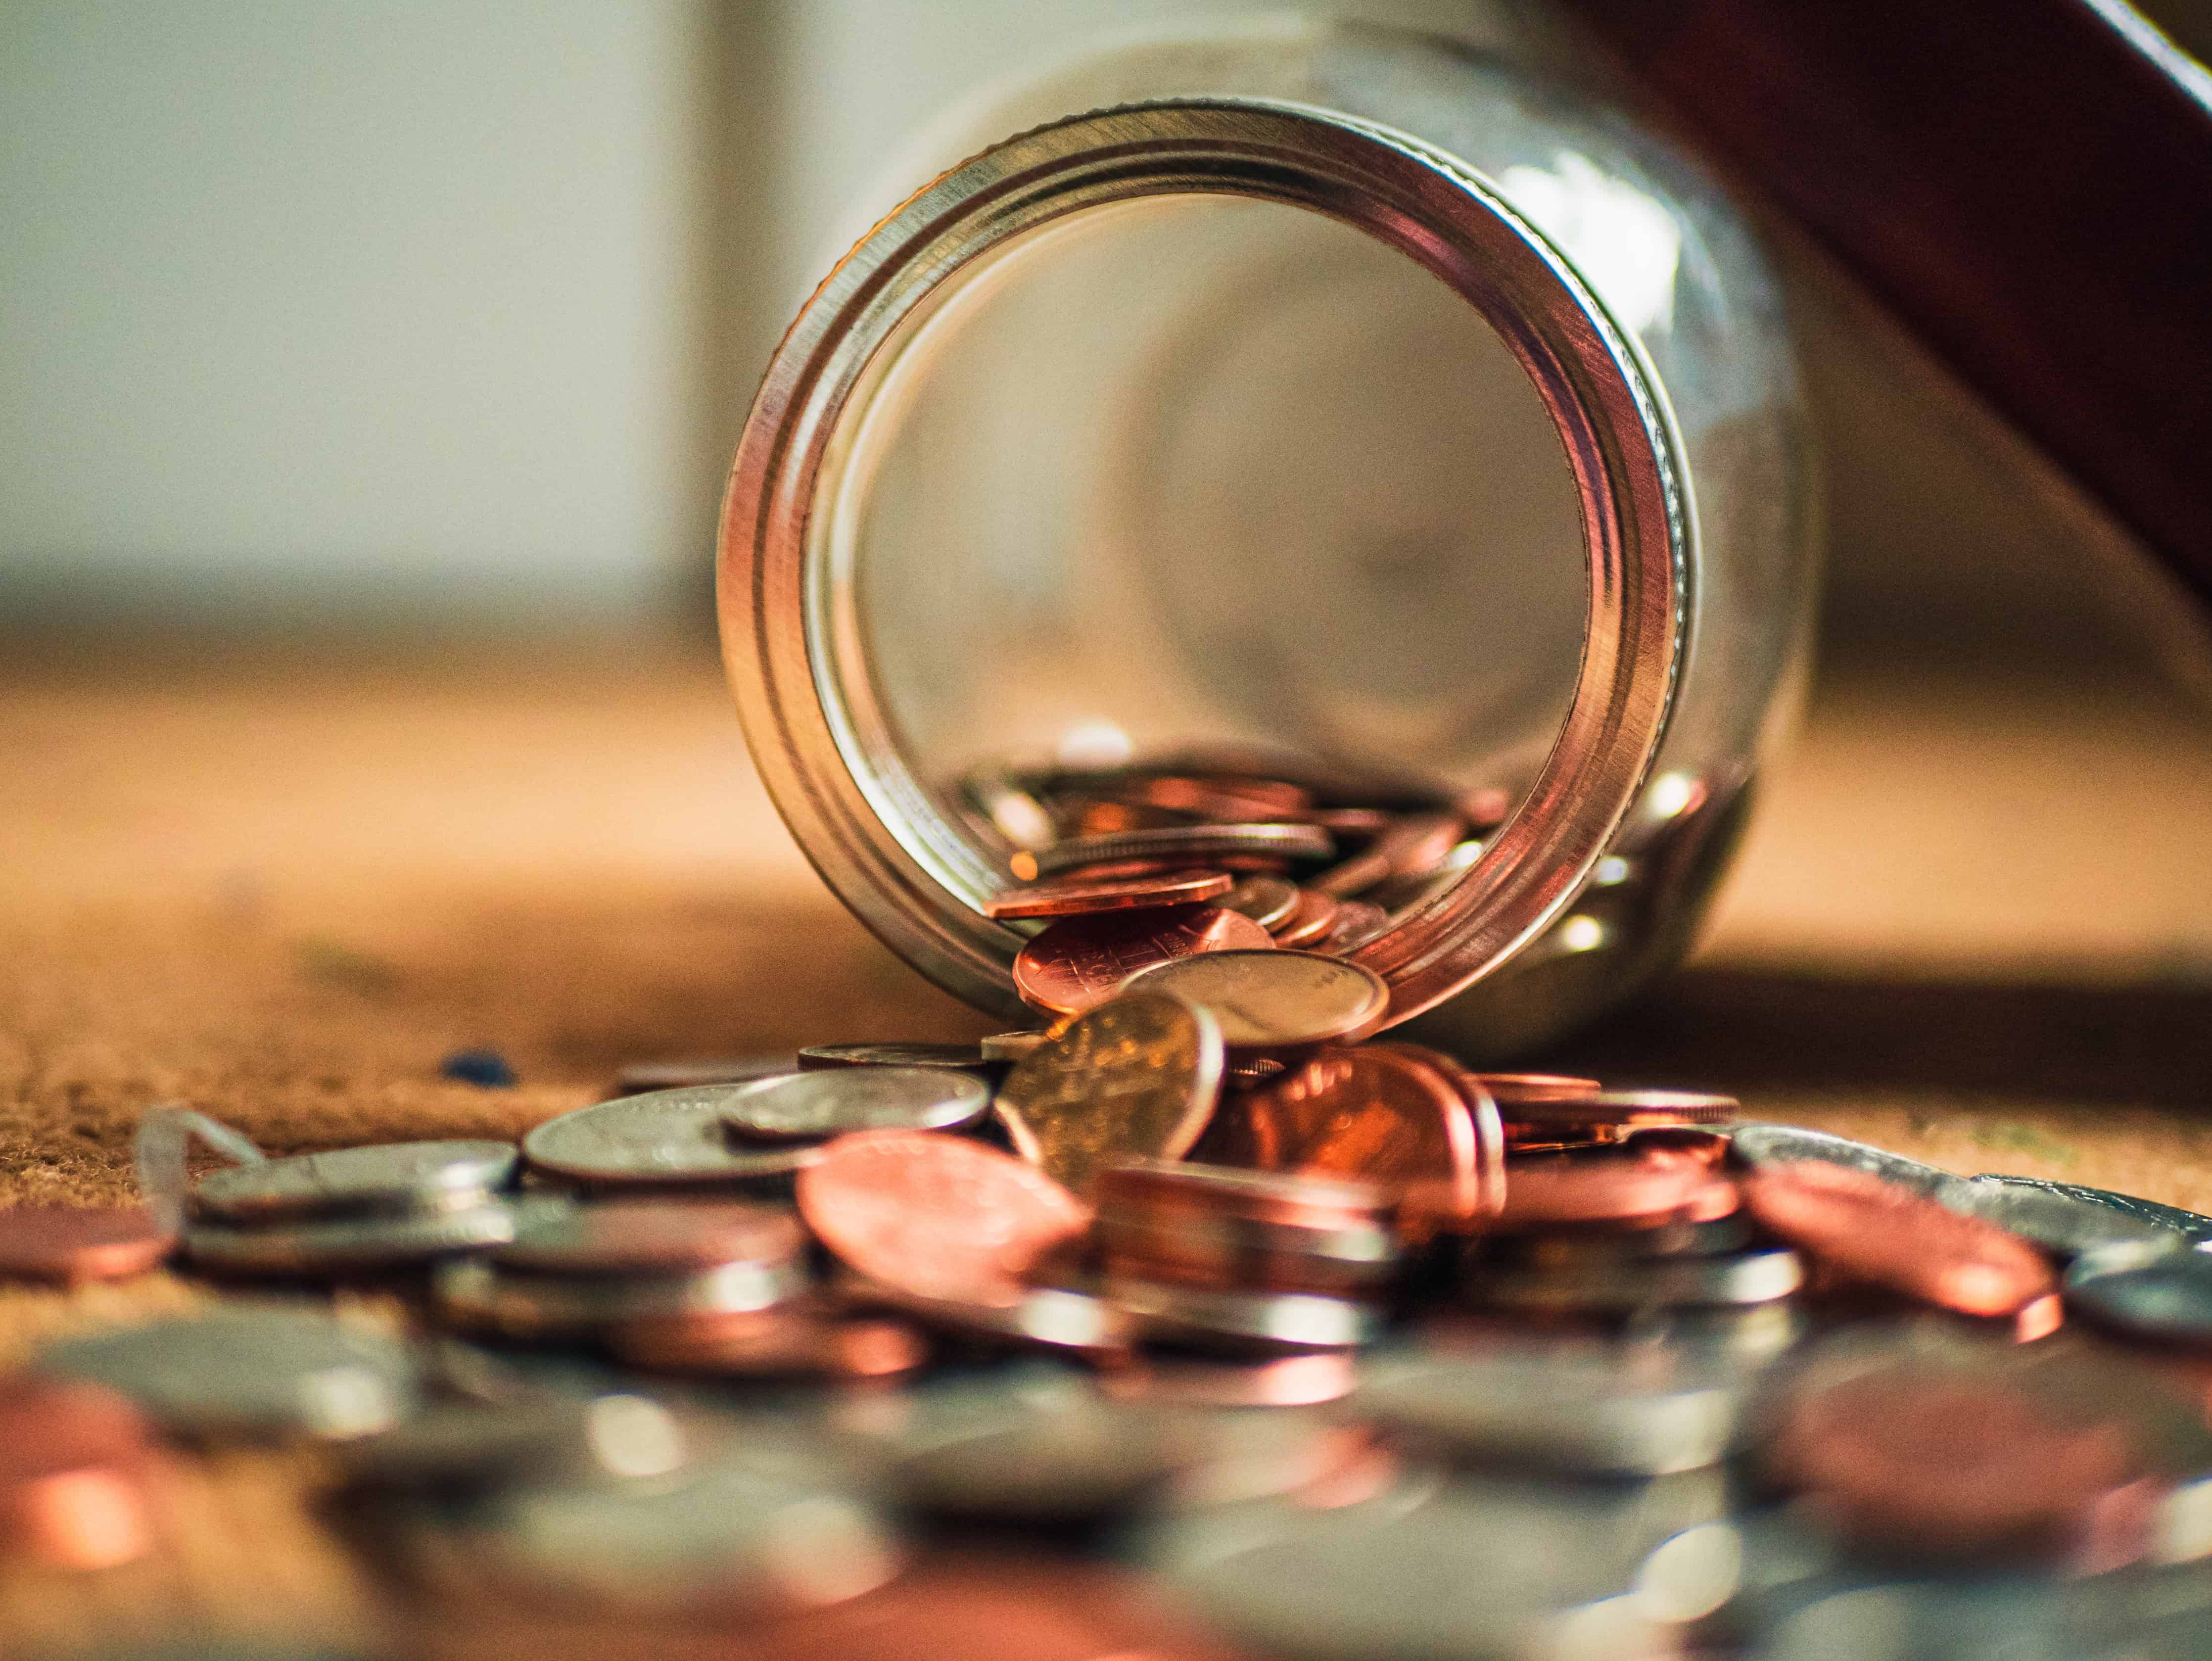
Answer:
[
  {"left": 797, "top": 1042, "right": 995, "bottom": 1073},
  {"left": 1118, "top": 950, "right": 1390, "bottom": 1048},
  {"left": 885, "top": 1404, "right": 1190, "bottom": 1522},
  {"left": 1972, "top": 1174, "right": 2212, "bottom": 1246},
  {"left": 1497, "top": 1211, "right": 1757, "bottom": 1271},
  {"left": 719, "top": 1066, "right": 990, "bottom": 1141},
  {"left": 978, "top": 1029, "right": 1052, "bottom": 1063},
  {"left": 2064, "top": 1239, "right": 2212, "bottom": 1345},
  {"left": 522, "top": 1088, "right": 826, "bottom": 1186},
  {"left": 190, "top": 1139, "right": 517, "bottom": 1223},
  {"left": 1032, "top": 821, "right": 1334, "bottom": 877},
  {"left": 1468, "top": 1245, "right": 1804, "bottom": 1316},
  {"left": 38, "top": 1308, "right": 419, "bottom": 1440},
  {"left": 432, "top": 1254, "right": 807, "bottom": 1339},
  {"left": 1727, "top": 1124, "right": 1956, "bottom": 1197},
  {"left": 1938, "top": 1174, "right": 2184, "bottom": 1258},
  {"left": 838, "top": 1274, "right": 1133, "bottom": 1362},
  {"left": 1220, "top": 874, "right": 1301, "bottom": 931},
  {"left": 494, "top": 1195, "right": 804, "bottom": 1276},
  {"left": 1107, "top": 1275, "right": 1380, "bottom": 1353},
  {"left": 1357, "top": 1341, "right": 1741, "bottom": 1476},
  {"left": 184, "top": 1200, "right": 521, "bottom": 1274},
  {"left": 614, "top": 1056, "right": 796, "bottom": 1097}
]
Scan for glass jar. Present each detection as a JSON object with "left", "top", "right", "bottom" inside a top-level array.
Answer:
[{"left": 717, "top": 15, "right": 1816, "bottom": 1058}]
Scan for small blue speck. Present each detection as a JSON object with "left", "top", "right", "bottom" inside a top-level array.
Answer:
[{"left": 440, "top": 1048, "right": 516, "bottom": 1089}]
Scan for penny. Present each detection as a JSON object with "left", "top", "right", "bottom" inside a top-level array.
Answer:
[
  {"left": 0, "top": 1378, "right": 157, "bottom": 1573},
  {"left": 1030, "top": 822, "right": 1333, "bottom": 878},
  {"left": 1728, "top": 1123, "right": 1957, "bottom": 1198},
  {"left": 432, "top": 1254, "right": 807, "bottom": 1339},
  {"left": 979, "top": 1029, "right": 1053, "bottom": 1063},
  {"left": 614, "top": 1055, "right": 798, "bottom": 1096},
  {"left": 1939, "top": 1175, "right": 2184, "bottom": 1258},
  {"left": 797, "top": 1042, "right": 995, "bottom": 1072},
  {"left": 1385, "top": 1044, "right": 1507, "bottom": 1220},
  {"left": 2064, "top": 1239, "right": 2212, "bottom": 1345},
  {"left": 340, "top": 1398, "right": 628, "bottom": 1492},
  {"left": 1218, "top": 874, "right": 1300, "bottom": 932},
  {"left": 1011, "top": 904, "right": 1274, "bottom": 1017},
  {"left": 0, "top": 1204, "right": 175, "bottom": 1283},
  {"left": 522, "top": 1088, "right": 827, "bottom": 1187},
  {"left": 984, "top": 867, "right": 1233, "bottom": 919},
  {"left": 494, "top": 1197, "right": 804, "bottom": 1276},
  {"left": 1108, "top": 1276, "right": 1380, "bottom": 1353},
  {"left": 797, "top": 1129, "right": 1092, "bottom": 1307},
  {"left": 1310, "top": 811, "right": 1462, "bottom": 898},
  {"left": 1271, "top": 887, "right": 1340, "bottom": 948},
  {"left": 1234, "top": 1046, "right": 1480, "bottom": 1225},
  {"left": 1119, "top": 950, "right": 1390, "bottom": 1050},
  {"left": 720, "top": 1066, "right": 992, "bottom": 1141},
  {"left": 610, "top": 1308, "right": 928, "bottom": 1379},
  {"left": 1741, "top": 1159, "right": 2056, "bottom": 1316},
  {"left": 992, "top": 993, "right": 1223, "bottom": 1195},
  {"left": 1493, "top": 1145, "right": 1735, "bottom": 1232},
  {"left": 1319, "top": 900, "right": 1391, "bottom": 954},
  {"left": 37, "top": 1308, "right": 420, "bottom": 1440},
  {"left": 184, "top": 1200, "right": 521, "bottom": 1274},
  {"left": 1096, "top": 1158, "right": 1387, "bottom": 1232},
  {"left": 191, "top": 1139, "right": 518, "bottom": 1223}
]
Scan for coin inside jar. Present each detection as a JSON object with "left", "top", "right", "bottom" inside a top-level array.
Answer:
[
  {"left": 985, "top": 868, "right": 1234, "bottom": 919},
  {"left": 719, "top": 1066, "right": 992, "bottom": 1141},
  {"left": 1118, "top": 950, "right": 1390, "bottom": 1051},
  {"left": 1012, "top": 904, "right": 1274, "bottom": 1018},
  {"left": 190, "top": 1139, "right": 518, "bottom": 1222},
  {"left": 1028, "top": 822, "right": 1332, "bottom": 878}
]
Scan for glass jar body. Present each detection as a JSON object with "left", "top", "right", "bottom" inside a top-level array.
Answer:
[{"left": 720, "top": 17, "right": 1816, "bottom": 1058}]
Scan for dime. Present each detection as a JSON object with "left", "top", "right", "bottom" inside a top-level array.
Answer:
[
  {"left": 1741, "top": 1159, "right": 2056, "bottom": 1317},
  {"left": 610, "top": 1308, "right": 928, "bottom": 1379},
  {"left": 993, "top": 993, "right": 1224, "bottom": 1195},
  {"left": 720, "top": 1065, "right": 991, "bottom": 1141},
  {"left": 984, "top": 868, "right": 1233, "bottom": 919},
  {"left": 1218, "top": 874, "right": 1300, "bottom": 932},
  {"left": 1493, "top": 1145, "right": 1738, "bottom": 1231},
  {"left": 494, "top": 1197, "right": 804, "bottom": 1276},
  {"left": 522, "top": 1088, "right": 828, "bottom": 1187},
  {"left": 839, "top": 1275, "right": 1133, "bottom": 1361},
  {"left": 432, "top": 1255, "right": 806, "bottom": 1339},
  {"left": 0, "top": 1204, "right": 175, "bottom": 1284},
  {"left": 796, "top": 1129, "right": 1092, "bottom": 1306},
  {"left": 1728, "top": 1123, "right": 1957, "bottom": 1197},
  {"left": 797, "top": 1042, "right": 993, "bottom": 1072},
  {"left": 1109, "top": 1276, "right": 1380, "bottom": 1353},
  {"left": 1466, "top": 1245, "right": 1803, "bottom": 1315},
  {"left": 1012, "top": 904, "right": 1273, "bottom": 1018},
  {"left": 190, "top": 1139, "right": 518, "bottom": 1223},
  {"left": 1119, "top": 950, "right": 1390, "bottom": 1051},
  {"left": 2064, "top": 1238, "right": 2212, "bottom": 1345},
  {"left": 1270, "top": 887, "right": 1339, "bottom": 948},
  {"left": 184, "top": 1200, "right": 521, "bottom": 1274},
  {"left": 614, "top": 1055, "right": 797, "bottom": 1096},
  {"left": 1030, "top": 822, "right": 1333, "bottom": 878},
  {"left": 1233, "top": 1046, "right": 1480, "bottom": 1226},
  {"left": 37, "top": 1308, "right": 420, "bottom": 1440},
  {"left": 1939, "top": 1174, "right": 2184, "bottom": 1258},
  {"left": 1310, "top": 811, "right": 1462, "bottom": 898}
]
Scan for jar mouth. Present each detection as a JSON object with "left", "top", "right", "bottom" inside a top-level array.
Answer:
[{"left": 720, "top": 98, "right": 1687, "bottom": 1028}]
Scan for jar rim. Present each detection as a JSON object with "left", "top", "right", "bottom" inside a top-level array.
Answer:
[{"left": 719, "top": 97, "right": 1687, "bottom": 1027}]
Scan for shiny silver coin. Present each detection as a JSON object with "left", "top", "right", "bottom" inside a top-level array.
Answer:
[
  {"left": 1972, "top": 1173, "right": 2212, "bottom": 1245},
  {"left": 838, "top": 1274, "right": 1133, "bottom": 1362},
  {"left": 978, "top": 1029, "right": 1052, "bottom": 1063},
  {"left": 184, "top": 1199, "right": 521, "bottom": 1274},
  {"left": 494, "top": 1195, "right": 804, "bottom": 1276},
  {"left": 1357, "top": 1342, "right": 1741, "bottom": 1476},
  {"left": 190, "top": 1139, "right": 518, "bottom": 1223},
  {"left": 1032, "top": 821, "right": 1334, "bottom": 877},
  {"left": 1118, "top": 950, "right": 1390, "bottom": 1049},
  {"left": 1938, "top": 1174, "right": 2185, "bottom": 1258},
  {"left": 1220, "top": 874, "right": 1301, "bottom": 931},
  {"left": 719, "top": 1065, "right": 991, "bottom": 1142},
  {"left": 797, "top": 1042, "right": 994, "bottom": 1073},
  {"left": 522, "top": 1088, "right": 826, "bottom": 1186},
  {"left": 432, "top": 1254, "right": 806, "bottom": 1339},
  {"left": 1108, "top": 1276, "right": 1380, "bottom": 1353},
  {"left": 614, "top": 1056, "right": 796, "bottom": 1097},
  {"left": 38, "top": 1308, "right": 419, "bottom": 1440},
  {"left": 1727, "top": 1124, "right": 1957, "bottom": 1196},
  {"left": 1468, "top": 1245, "right": 1804, "bottom": 1315},
  {"left": 2064, "top": 1239, "right": 2212, "bottom": 1345}
]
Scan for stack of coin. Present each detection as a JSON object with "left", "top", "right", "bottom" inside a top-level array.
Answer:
[{"left": 183, "top": 1139, "right": 523, "bottom": 1275}]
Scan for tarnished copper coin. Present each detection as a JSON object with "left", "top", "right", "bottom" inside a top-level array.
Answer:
[
  {"left": 1012, "top": 904, "right": 1273, "bottom": 1018},
  {"left": 1031, "top": 822, "right": 1332, "bottom": 878},
  {"left": 1219, "top": 874, "right": 1300, "bottom": 932},
  {"left": 0, "top": 1205, "right": 175, "bottom": 1284},
  {"left": 1493, "top": 1145, "right": 1737, "bottom": 1232},
  {"left": 1742, "top": 1159, "right": 2057, "bottom": 1317},
  {"left": 797, "top": 1130, "right": 1092, "bottom": 1307},
  {"left": 1271, "top": 888, "right": 1339, "bottom": 948},
  {"left": 1119, "top": 950, "right": 1389, "bottom": 1051},
  {"left": 494, "top": 1197, "right": 803, "bottom": 1276},
  {"left": 992, "top": 993, "right": 1224, "bottom": 1195},
  {"left": 980, "top": 1028, "right": 1056, "bottom": 1063},
  {"left": 985, "top": 868, "right": 1234, "bottom": 920},
  {"left": 1234, "top": 1046, "right": 1479, "bottom": 1226}
]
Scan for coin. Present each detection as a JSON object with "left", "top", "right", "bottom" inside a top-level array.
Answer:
[
  {"left": 1938, "top": 1174, "right": 2184, "bottom": 1258},
  {"left": 2064, "top": 1239, "right": 2212, "bottom": 1345},
  {"left": 184, "top": 1200, "right": 521, "bottom": 1274},
  {"left": 1387, "top": 1044, "right": 1508, "bottom": 1220},
  {"left": 1119, "top": 949, "right": 1390, "bottom": 1050},
  {"left": 1109, "top": 1276, "right": 1380, "bottom": 1353},
  {"left": 494, "top": 1197, "right": 804, "bottom": 1275},
  {"left": 984, "top": 868, "right": 1234, "bottom": 919},
  {"left": 189, "top": 1139, "right": 517, "bottom": 1223},
  {"left": 1467, "top": 1245, "right": 1803, "bottom": 1315},
  {"left": 0, "top": 1379, "right": 156, "bottom": 1572},
  {"left": 1219, "top": 874, "right": 1300, "bottom": 931},
  {"left": 1501, "top": 1090, "right": 1741, "bottom": 1142},
  {"left": 1970, "top": 1174, "right": 2212, "bottom": 1245},
  {"left": 1012, "top": 904, "right": 1274, "bottom": 1018},
  {"left": 1741, "top": 1159, "right": 2057, "bottom": 1317},
  {"left": 433, "top": 1254, "right": 807, "bottom": 1338},
  {"left": 1319, "top": 900, "right": 1391, "bottom": 954},
  {"left": 1271, "top": 888, "right": 1340, "bottom": 948},
  {"left": 797, "top": 1042, "right": 993, "bottom": 1072},
  {"left": 993, "top": 993, "right": 1224, "bottom": 1195},
  {"left": 1499, "top": 1210, "right": 1757, "bottom": 1270},
  {"left": 610, "top": 1308, "right": 928, "bottom": 1379},
  {"left": 1471, "top": 1073, "right": 1605, "bottom": 1101},
  {"left": 522, "top": 1088, "right": 827, "bottom": 1186},
  {"left": 37, "top": 1308, "right": 420, "bottom": 1440},
  {"left": 1234, "top": 1045, "right": 1481, "bottom": 1226},
  {"left": 1728, "top": 1123, "right": 1957, "bottom": 1197},
  {"left": 0, "top": 1204, "right": 176, "bottom": 1283},
  {"left": 719, "top": 1064, "right": 991, "bottom": 1142},
  {"left": 614, "top": 1055, "right": 797, "bottom": 1096},
  {"left": 1494, "top": 1145, "right": 1738, "bottom": 1231},
  {"left": 1030, "top": 822, "right": 1333, "bottom": 878},
  {"left": 1310, "top": 811, "right": 1462, "bottom": 898},
  {"left": 1112, "top": 773, "right": 1314, "bottom": 820},
  {"left": 839, "top": 1275, "right": 1134, "bottom": 1361},
  {"left": 1096, "top": 1160, "right": 1394, "bottom": 1295},
  {"left": 979, "top": 1028, "right": 1053, "bottom": 1062},
  {"left": 797, "top": 1129, "right": 1092, "bottom": 1306},
  {"left": 1099, "top": 1352, "right": 1358, "bottom": 1408}
]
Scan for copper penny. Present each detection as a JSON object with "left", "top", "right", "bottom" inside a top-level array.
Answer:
[
  {"left": 0, "top": 1205, "right": 175, "bottom": 1284},
  {"left": 494, "top": 1198, "right": 803, "bottom": 1276},
  {"left": 1493, "top": 1144, "right": 1733, "bottom": 1232},
  {"left": 1383, "top": 1044, "right": 1506, "bottom": 1220},
  {"left": 1310, "top": 811, "right": 1463, "bottom": 898},
  {"left": 614, "top": 1055, "right": 796, "bottom": 1097},
  {"left": 1271, "top": 888, "right": 1340, "bottom": 948},
  {"left": 610, "top": 1308, "right": 926, "bottom": 1379},
  {"left": 1012, "top": 904, "right": 1273, "bottom": 1018},
  {"left": 1219, "top": 874, "right": 1300, "bottom": 932},
  {"left": 1742, "top": 1160, "right": 2056, "bottom": 1316},
  {"left": 986, "top": 868, "right": 1234, "bottom": 920},
  {"left": 797, "top": 1130, "right": 1092, "bottom": 1307},
  {"left": 1235, "top": 1046, "right": 1479, "bottom": 1226}
]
